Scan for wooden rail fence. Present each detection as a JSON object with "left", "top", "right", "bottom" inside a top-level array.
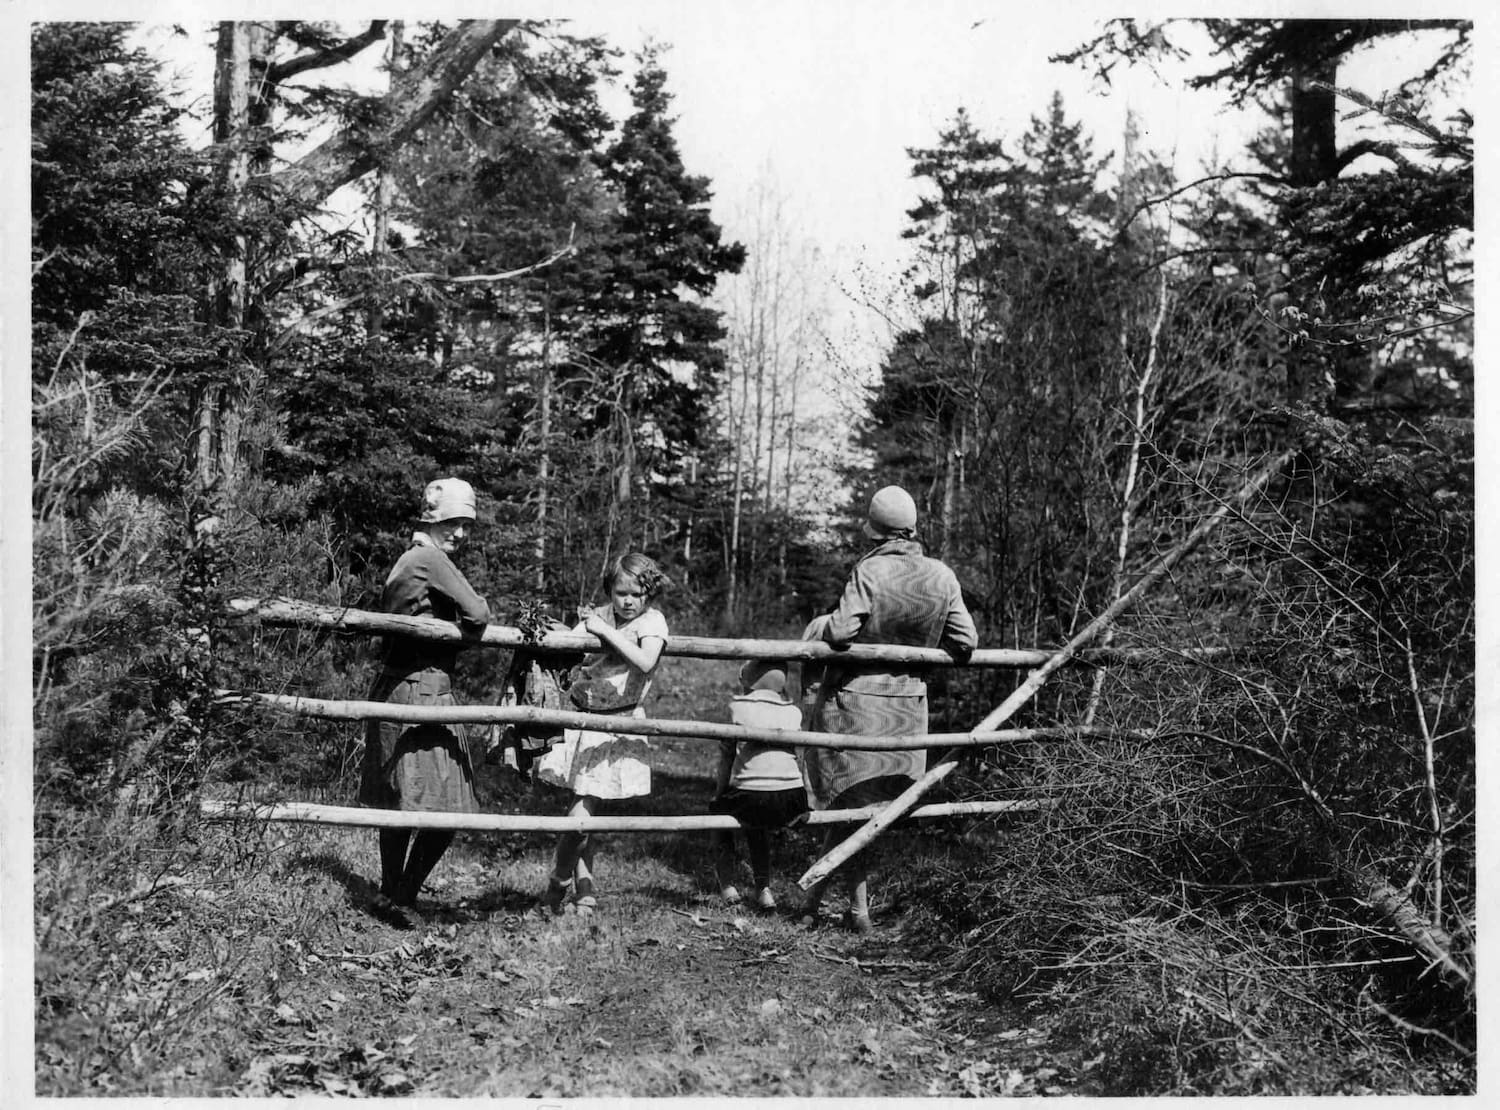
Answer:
[
  {"left": 211, "top": 563, "right": 1260, "bottom": 840},
  {"left": 218, "top": 450, "right": 1288, "bottom": 851}
]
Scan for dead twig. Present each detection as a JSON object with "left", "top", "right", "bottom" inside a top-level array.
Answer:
[
  {"left": 1402, "top": 636, "right": 1445, "bottom": 928},
  {"left": 91, "top": 875, "right": 188, "bottom": 915}
]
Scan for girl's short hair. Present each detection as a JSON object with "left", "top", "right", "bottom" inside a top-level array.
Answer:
[{"left": 604, "top": 552, "right": 667, "bottom": 599}]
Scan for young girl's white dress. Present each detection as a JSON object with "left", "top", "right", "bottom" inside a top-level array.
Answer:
[{"left": 533, "top": 605, "right": 668, "bottom": 799}]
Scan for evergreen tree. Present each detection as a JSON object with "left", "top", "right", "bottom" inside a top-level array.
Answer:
[
  {"left": 31, "top": 23, "right": 232, "bottom": 799},
  {"left": 562, "top": 45, "right": 746, "bottom": 559},
  {"left": 868, "top": 97, "right": 1129, "bottom": 646},
  {"left": 1056, "top": 18, "right": 1472, "bottom": 409}
]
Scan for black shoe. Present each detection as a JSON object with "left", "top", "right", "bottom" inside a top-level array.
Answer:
[{"left": 369, "top": 892, "right": 416, "bottom": 929}]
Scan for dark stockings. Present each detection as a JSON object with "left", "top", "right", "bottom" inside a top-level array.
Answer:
[
  {"left": 745, "top": 830, "right": 772, "bottom": 889},
  {"left": 377, "top": 828, "right": 456, "bottom": 906},
  {"left": 715, "top": 829, "right": 773, "bottom": 891}
]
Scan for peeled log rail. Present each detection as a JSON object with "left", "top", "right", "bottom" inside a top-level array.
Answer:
[
  {"left": 799, "top": 448, "right": 1300, "bottom": 891},
  {"left": 226, "top": 598, "right": 1231, "bottom": 668},
  {"left": 200, "top": 798, "right": 1051, "bottom": 832},
  {"left": 226, "top": 690, "right": 1123, "bottom": 751}
]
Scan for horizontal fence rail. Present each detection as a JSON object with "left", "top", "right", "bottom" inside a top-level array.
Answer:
[
  {"left": 228, "top": 598, "right": 1234, "bottom": 668},
  {"left": 201, "top": 798, "right": 1051, "bottom": 832},
  {"left": 226, "top": 690, "right": 1127, "bottom": 751}
]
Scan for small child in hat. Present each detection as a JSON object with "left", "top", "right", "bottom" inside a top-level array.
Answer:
[{"left": 708, "top": 659, "right": 808, "bottom": 909}]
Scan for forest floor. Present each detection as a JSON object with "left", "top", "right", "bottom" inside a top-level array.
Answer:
[
  {"left": 35, "top": 658, "right": 1105, "bottom": 1098},
  {"left": 212, "top": 795, "right": 1077, "bottom": 1100}
]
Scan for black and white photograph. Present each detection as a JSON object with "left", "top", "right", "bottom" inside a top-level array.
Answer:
[{"left": 12, "top": 3, "right": 1479, "bottom": 1099}]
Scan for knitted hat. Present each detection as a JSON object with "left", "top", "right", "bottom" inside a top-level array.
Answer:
[
  {"left": 864, "top": 484, "right": 917, "bottom": 538},
  {"left": 418, "top": 478, "right": 477, "bottom": 524},
  {"left": 739, "top": 659, "right": 788, "bottom": 694}
]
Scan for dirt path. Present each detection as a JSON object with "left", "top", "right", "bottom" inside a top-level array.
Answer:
[
  {"left": 231, "top": 849, "right": 1072, "bottom": 1099},
  {"left": 214, "top": 725, "right": 1082, "bottom": 1099}
]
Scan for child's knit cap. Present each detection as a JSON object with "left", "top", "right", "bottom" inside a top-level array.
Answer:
[{"left": 738, "top": 659, "right": 788, "bottom": 694}]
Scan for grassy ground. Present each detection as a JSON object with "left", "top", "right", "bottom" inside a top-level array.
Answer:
[
  {"left": 35, "top": 658, "right": 1081, "bottom": 1098},
  {"left": 35, "top": 661, "right": 1474, "bottom": 1096}
]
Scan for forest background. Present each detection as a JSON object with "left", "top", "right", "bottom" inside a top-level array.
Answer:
[{"left": 14, "top": 8, "right": 1482, "bottom": 1097}]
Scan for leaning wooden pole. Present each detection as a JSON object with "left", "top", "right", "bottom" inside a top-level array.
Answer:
[
  {"left": 200, "top": 798, "right": 1052, "bottom": 832},
  {"left": 225, "top": 690, "right": 1127, "bottom": 751},
  {"left": 797, "top": 448, "right": 1298, "bottom": 891}
]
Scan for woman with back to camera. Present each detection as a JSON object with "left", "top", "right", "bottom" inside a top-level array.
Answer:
[
  {"left": 800, "top": 484, "right": 977, "bottom": 933},
  {"left": 360, "top": 477, "right": 492, "bottom": 924}
]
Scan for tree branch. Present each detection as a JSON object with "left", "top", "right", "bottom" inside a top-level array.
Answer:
[
  {"left": 264, "top": 20, "right": 518, "bottom": 210},
  {"left": 1334, "top": 137, "right": 1417, "bottom": 174},
  {"left": 1113, "top": 171, "right": 1284, "bottom": 243},
  {"left": 395, "top": 228, "right": 577, "bottom": 286},
  {"left": 268, "top": 21, "right": 387, "bottom": 83}
]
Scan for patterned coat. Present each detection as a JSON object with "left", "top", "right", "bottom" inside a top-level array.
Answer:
[{"left": 803, "top": 538, "right": 977, "bottom": 807}]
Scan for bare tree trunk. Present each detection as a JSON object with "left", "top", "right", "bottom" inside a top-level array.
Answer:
[
  {"left": 534, "top": 294, "right": 553, "bottom": 593},
  {"left": 1285, "top": 52, "right": 1339, "bottom": 409},
  {"left": 1084, "top": 268, "right": 1170, "bottom": 725},
  {"left": 681, "top": 454, "right": 696, "bottom": 588},
  {"left": 727, "top": 409, "right": 744, "bottom": 622},
  {"left": 368, "top": 22, "right": 404, "bottom": 339},
  {"left": 194, "top": 21, "right": 260, "bottom": 495},
  {"left": 612, "top": 377, "right": 635, "bottom": 538}
]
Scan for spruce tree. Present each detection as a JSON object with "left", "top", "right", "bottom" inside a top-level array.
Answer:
[{"left": 563, "top": 45, "right": 745, "bottom": 553}]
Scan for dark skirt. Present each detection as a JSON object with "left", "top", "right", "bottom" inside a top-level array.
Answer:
[
  {"left": 359, "top": 667, "right": 481, "bottom": 813},
  {"left": 710, "top": 786, "right": 808, "bottom": 828}
]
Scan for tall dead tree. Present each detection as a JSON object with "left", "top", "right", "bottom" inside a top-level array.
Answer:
[{"left": 191, "top": 19, "right": 518, "bottom": 496}]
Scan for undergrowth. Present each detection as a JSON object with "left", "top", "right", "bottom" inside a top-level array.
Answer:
[{"left": 889, "top": 736, "right": 1476, "bottom": 1097}]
